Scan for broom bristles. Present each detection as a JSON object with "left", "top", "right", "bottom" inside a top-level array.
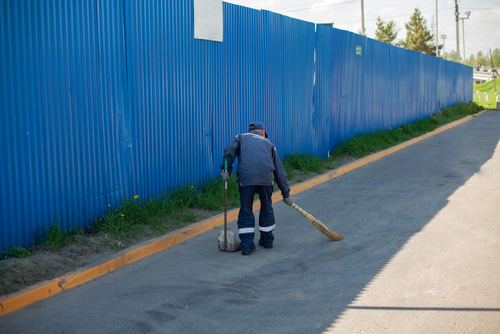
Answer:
[
  {"left": 292, "top": 203, "right": 344, "bottom": 241},
  {"left": 312, "top": 220, "right": 344, "bottom": 241}
]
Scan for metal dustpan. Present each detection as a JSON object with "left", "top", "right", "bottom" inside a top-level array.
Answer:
[{"left": 218, "top": 228, "right": 240, "bottom": 252}]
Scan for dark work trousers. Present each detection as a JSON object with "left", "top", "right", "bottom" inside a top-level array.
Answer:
[{"left": 237, "top": 185, "right": 275, "bottom": 251}]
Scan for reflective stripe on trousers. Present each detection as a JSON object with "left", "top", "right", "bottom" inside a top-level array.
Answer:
[{"left": 239, "top": 224, "right": 275, "bottom": 234}]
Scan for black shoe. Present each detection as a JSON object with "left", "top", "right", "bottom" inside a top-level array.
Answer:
[
  {"left": 259, "top": 239, "right": 273, "bottom": 249},
  {"left": 242, "top": 247, "right": 256, "bottom": 255}
]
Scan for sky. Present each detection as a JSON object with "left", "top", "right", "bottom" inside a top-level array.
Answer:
[{"left": 224, "top": 0, "right": 500, "bottom": 61}]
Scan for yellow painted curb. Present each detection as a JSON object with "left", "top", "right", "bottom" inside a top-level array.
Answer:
[
  {"left": 0, "top": 280, "right": 62, "bottom": 315},
  {"left": 58, "top": 257, "right": 127, "bottom": 290},
  {"left": 0, "top": 110, "right": 487, "bottom": 316}
]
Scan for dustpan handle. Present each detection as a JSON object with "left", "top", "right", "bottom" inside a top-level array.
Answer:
[{"left": 224, "top": 158, "right": 228, "bottom": 251}]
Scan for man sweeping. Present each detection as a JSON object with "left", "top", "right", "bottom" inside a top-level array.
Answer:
[{"left": 221, "top": 122, "right": 293, "bottom": 255}]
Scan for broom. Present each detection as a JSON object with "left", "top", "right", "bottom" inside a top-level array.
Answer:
[{"left": 292, "top": 203, "right": 344, "bottom": 241}]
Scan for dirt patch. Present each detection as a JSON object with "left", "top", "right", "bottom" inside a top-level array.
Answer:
[
  {"left": 0, "top": 157, "right": 356, "bottom": 297},
  {"left": 1, "top": 235, "right": 117, "bottom": 295}
]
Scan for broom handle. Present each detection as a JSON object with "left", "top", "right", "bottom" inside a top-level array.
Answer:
[{"left": 292, "top": 203, "right": 317, "bottom": 223}]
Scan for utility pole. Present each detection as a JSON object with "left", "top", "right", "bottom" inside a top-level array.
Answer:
[
  {"left": 361, "top": 0, "right": 365, "bottom": 36},
  {"left": 455, "top": 0, "right": 460, "bottom": 63},
  {"left": 462, "top": 18, "right": 466, "bottom": 63},
  {"left": 436, "top": 0, "right": 438, "bottom": 56},
  {"left": 459, "top": 12, "right": 471, "bottom": 64}
]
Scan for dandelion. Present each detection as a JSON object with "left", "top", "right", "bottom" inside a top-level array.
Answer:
[
  {"left": 108, "top": 204, "right": 111, "bottom": 207},
  {"left": 133, "top": 195, "right": 139, "bottom": 199},
  {"left": 121, "top": 214, "right": 125, "bottom": 217}
]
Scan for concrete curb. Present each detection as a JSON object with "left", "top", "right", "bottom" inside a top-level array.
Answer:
[{"left": 0, "top": 110, "right": 488, "bottom": 316}]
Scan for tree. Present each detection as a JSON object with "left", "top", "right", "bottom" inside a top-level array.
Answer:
[
  {"left": 466, "top": 54, "right": 476, "bottom": 67},
  {"left": 394, "top": 39, "right": 405, "bottom": 47},
  {"left": 401, "top": 7, "right": 438, "bottom": 56},
  {"left": 476, "top": 51, "right": 486, "bottom": 67},
  {"left": 448, "top": 50, "right": 457, "bottom": 62},
  {"left": 375, "top": 16, "right": 397, "bottom": 45}
]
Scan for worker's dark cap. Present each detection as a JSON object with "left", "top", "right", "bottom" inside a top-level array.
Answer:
[{"left": 249, "top": 122, "right": 268, "bottom": 138}]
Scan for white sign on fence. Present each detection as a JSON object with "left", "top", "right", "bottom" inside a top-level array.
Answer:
[{"left": 194, "top": 0, "right": 223, "bottom": 42}]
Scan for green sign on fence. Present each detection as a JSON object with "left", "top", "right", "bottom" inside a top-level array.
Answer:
[{"left": 355, "top": 45, "right": 362, "bottom": 56}]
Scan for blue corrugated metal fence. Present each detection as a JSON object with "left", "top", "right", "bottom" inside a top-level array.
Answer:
[{"left": 0, "top": 0, "right": 472, "bottom": 251}]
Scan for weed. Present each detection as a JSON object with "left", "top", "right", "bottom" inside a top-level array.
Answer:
[
  {"left": 283, "top": 160, "right": 296, "bottom": 179},
  {"left": 324, "top": 161, "right": 341, "bottom": 170},
  {"left": 37, "top": 219, "right": 76, "bottom": 252},
  {"left": 2, "top": 246, "right": 34, "bottom": 258},
  {"left": 194, "top": 177, "right": 222, "bottom": 211},
  {"left": 13, "top": 262, "right": 24, "bottom": 269},
  {"left": 118, "top": 196, "right": 147, "bottom": 225},
  {"left": 145, "top": 193, "right": 172, "bottom": 217},
  {"left": 149, "top": 217, "right": 165, "bottom": 236},
  {"left": 171, "top": 183, "right": 200, "bottom": 208},
  {"left": 71, "top": 228, "right": 85, "bottom": 246},
  {"left": 181, "top": 212, "right": 197, "bottom": 223},
  {"left": 0, "top": 264, "right": 7, "bottom": 280},
  {"left": 92, "top": 210, "right": 133, "bottom": 238},
  {"left": 284, "top": 152, "right": 324, "bottom": 174}
]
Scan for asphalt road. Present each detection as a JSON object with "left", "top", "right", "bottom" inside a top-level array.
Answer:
[{"left": 1, "top": 111, "right": 499, "bottom": 334}]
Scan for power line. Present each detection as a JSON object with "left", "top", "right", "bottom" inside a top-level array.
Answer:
[
  {"left": 273, "top": 0, "right": 356, "bottom": 11},
  {"left": 250, "top": 1, "right": 499, "bottom": 28},
  {"left": 274, "top": 2, "right": 497, "bottom": 18},
  {"left": 338, "top": 7, "right": 455, "bottom": 25},
  {"left": 276, "top": 0, "right": 359, "bottom": 13},
  {"left": 461, "top": 7, "right": 500, "bottom": 10},
  {"left": 260, "top": 0, "right": 498, "bottom": 15}
]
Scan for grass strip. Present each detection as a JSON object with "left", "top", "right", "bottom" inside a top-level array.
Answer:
[
  {"left": 328, "top": 102, "right": 484, "bottom": 159},
  {"left": 2, "top": 102, "right": 485, "bottom": 257}
]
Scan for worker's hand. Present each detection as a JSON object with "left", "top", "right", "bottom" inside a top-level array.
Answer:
[
  {"left": 221, "top": 171, "right": 230, "bottom": 182},
  {"left": 283, "top": 196, "right": 293, "bottom": 206}
]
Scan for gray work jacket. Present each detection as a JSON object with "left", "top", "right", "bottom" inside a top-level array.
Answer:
[{"left": 222, "top": 132, "right": 290, "bottom": 198}]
